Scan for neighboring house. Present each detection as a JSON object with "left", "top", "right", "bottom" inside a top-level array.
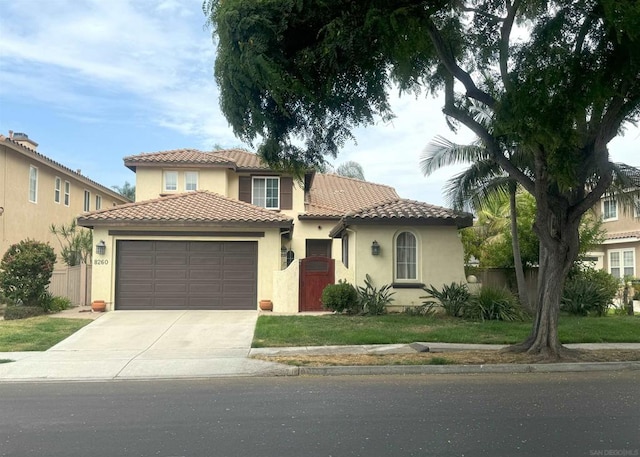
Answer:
[
  {"left": 0, "top": 131, "right": 130, "bottom": 259},
  {"left": 77, "top": 148, "right": 472, "bottom": 312},
  {"left": 590, "top": 193, "right": 640, "bottom": 280}
]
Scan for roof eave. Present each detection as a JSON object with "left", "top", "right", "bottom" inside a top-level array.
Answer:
[{"left": 77, "top": 219, "right": 293, "bottom": 230}]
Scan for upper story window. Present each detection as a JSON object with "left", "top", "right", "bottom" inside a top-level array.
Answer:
[
  {"left": 83, "top": 190, "right": 91, "bottom": 212},
  {"left": 184, "top": 172, "right": 198, "bottom": 191},
  {"left": 164, "top": 171, "right": 178, "bottom": 191},
  {"left": 609, "top": 249, "right": 635, "bottom": 279},
  {"left": 29, "top": 166, "right": 38, "bottom": 203},
  {"left": 635, "top": 197, "right": 640, "bottom": 218},
  {"left": 252, "top": 176, "right": 280, "bottom": 209},
  {"left": 95, "top": 195, "right": 102, "bottom": 210},
  {"left": 602, "top": 198, "right": 617, "bottom": 221},
  {"left": 54, "top": 177, "right": 61, "bottom": 203},
  {"left": 395, "top": 231, "right": 418, "bottom": 281},
  {"left": 64, "top": 181, "right": 70, "bottom": 206}
]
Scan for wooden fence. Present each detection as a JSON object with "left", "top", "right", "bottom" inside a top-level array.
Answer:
[
  {"left": 472, "top": 267, "right": 538, "bottom": 308},
  {"left": 48, "top": 264, "right": 92, "bottom": 306}
]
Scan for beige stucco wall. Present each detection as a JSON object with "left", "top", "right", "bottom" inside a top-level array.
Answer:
[
  {"left": 348, "top": 224, "right": 467, "bottom": 310},
  {"left": 593, "top": 199, "right": 640, "bottom": 233},
  {"left": 89, "top": 226, "right": 283, "bottom": 311},
  {"left": 0, "top": 144, "right": 128, "bottom": 259},
  {"left": 287, "top": 218, "right": 342, "bottom": 261},
  {"left": 135, "top": 168, "right": 232, "bottom": 201}
]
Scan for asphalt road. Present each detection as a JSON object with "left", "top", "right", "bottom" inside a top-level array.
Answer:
[{"left": 0, "top": 372, "right": 638, "bottom": 457}]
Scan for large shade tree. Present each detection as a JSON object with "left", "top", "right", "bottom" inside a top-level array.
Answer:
[{"left": 205, "top": 0, "right": 640, "bottom": 357}]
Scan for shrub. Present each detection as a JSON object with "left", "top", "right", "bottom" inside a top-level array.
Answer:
[
  {"left": 421, "top": 282, "right": 470, "bottom": 317},
  {"left": 561, "top": 268, "right": 619, "bottom": 316},
  {"left": 403, "top": 303, "right": 437, "bottom": 317},
  {"left": 3, "top": 305, "right": 46, "bottom": 320},
  {"left": 465, "top": 286, "right": 524, "bottom": 321},
  {"left": 0, "top": 239, "right": 56, "bottom": 307},
  {"left": 49, "top": 295, "right": 73, "bottom": 313},
  {"left": 321, "top": 280, "right": 359, "bottom": 314},
  {"left": 357, "top": 274, "right": 394, "bottom": 315}
]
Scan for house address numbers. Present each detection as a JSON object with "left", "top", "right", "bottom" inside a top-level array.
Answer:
[{"left": 94, "top": 259, "right": 109, "bottom": 265}]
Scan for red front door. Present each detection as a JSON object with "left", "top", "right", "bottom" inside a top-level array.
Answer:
[{"left": 299, "top": 257, "right": 335, "bottom": 312}]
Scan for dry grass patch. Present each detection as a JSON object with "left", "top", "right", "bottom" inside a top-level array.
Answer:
[{"left": 254, "top": 349, "right": 640, "bottom": 367}]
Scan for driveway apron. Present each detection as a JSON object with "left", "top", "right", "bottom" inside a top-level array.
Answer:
[{"left": 0, "top": 311, "right": 294, "bottom": 381}]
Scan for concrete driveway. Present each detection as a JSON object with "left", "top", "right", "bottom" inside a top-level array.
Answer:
[{"left": 0, "top": 311, "right": 296, "bottom": 381}]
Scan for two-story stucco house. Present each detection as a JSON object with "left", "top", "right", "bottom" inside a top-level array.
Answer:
[
  {"left": 77, "top": 148, "right": 472, "bottom": 313},
  {"left": 0, "top": 131, "right": 130, "bottom": 259},
  {"left": 590, "top": 193, "right": 640, "bottom": 279}
]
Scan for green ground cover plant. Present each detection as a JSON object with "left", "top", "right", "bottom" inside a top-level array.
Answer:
[
  {"left": 0, "top": 316, "right": 92, "bottom": 352},
  {"left": 252, "top": 314, "right": 640, "bottom": 348}
]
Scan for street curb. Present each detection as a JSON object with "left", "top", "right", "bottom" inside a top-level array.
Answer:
[{"left": 291, "top": 361, "right": 640, "bottom": 376}]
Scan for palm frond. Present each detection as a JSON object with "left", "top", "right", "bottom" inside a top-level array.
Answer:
[{"left": 420, "top": 135, "right": 487, "bottom": 176}]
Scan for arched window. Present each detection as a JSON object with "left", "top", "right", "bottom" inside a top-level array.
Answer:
[{"left": 395, "top": 231, "right": 417, "bottom": 280}]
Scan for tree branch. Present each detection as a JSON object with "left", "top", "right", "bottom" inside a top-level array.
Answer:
[
  {"left": 499, "top": 0, "right": 520, "bottom": 92},
  {"left": 425, "top": 18, "right": 497, "bottom": 109},
  {"left": 441, "top": 75, "right": 535, "bottom": 194}
]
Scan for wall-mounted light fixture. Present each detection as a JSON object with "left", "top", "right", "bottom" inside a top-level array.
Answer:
[
  {"left": 0, "top": 207, "right": 4, "bottom": 216},
  {"left": 371, "top": 240, "right": 380, "bottom": 256},
  {"left": 96, "top": 240, "right": 106, "bottom": 256}
]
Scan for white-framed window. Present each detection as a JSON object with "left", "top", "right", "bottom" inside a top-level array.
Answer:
[
  {"left": 395, "top": 231, "right": 418, "bottom": 281},
  {"left": 54, "top": 177, "right": 61, "bottom": 203},
  {"left": 64, "top": 181, "right": 70, "bottom": 206},
  {"left": 608, "top": 249, "right": 635, "bottom": 279},
  {"left": 635, "top": 197, "right": 639, "bottom": 218},
  {"left": 602, "top": 198, "right": 618, "bottom": 221},
  {"left": 164, "top": 171, "right": 178, "bottom": 191},
  {"left": 95, "top": 195, "right": 102, "bottom": 210},
  {"left": 83, "top": 190, "right": 90, "bottom": 211},
  {"left": 29, "top": 166, "right": 38, "bottom": 203},
  {"left": 342, "top": 234, "right": 349, "bottom": 268},
  {"left": 184, "top": 171, "right": 198, "bottom": 191},
  {"left": 252, "top": 176, "right": 280, "bottom": 209}
]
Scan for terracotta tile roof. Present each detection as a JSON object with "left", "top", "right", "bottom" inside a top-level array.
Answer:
[
  {"left": 124, "top": 148, "right": 273, "bottom": 172},
  {"left": 212, "top": 149, "right": 271, "bottom": 170},
  {"left": 329, "top": 198, "right": 473, "bottom": 237},
  {"left": 76, "top": 191, "right": 293, "bottom": 228},
  {"left": 606, "top": 230, "right": 640, "bottom": 240},
  {"left": 302, "top": 174, "right": 399, "bottom": 218},
  {"left": 0, "top": 135, "right": 130, "bottom": 202},
  {"left": 124, "top": 149, "right": 235, "bottom": 171}
]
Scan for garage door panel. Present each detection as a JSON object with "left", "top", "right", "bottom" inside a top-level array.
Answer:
[
  {"left": 116, "top": 240, "right": 257, "bottom": 310},
  {"left": 155, "top": 269, "right": 188, "bottom": 280}
]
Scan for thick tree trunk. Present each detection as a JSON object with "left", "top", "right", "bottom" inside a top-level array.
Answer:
[
  {"left": 509, "top": 186, "right": 530, "bottom": 311},
  {"left": 507, "top": 204, "right": 581, "bottom": 358}
]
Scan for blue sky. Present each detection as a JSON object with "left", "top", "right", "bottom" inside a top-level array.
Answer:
[{"left": 1, "top": 0, "right": 638, "bottom": 207}]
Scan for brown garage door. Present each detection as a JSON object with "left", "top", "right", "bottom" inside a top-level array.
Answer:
[{"left": 115, "top": 240, "right": 257, "bottom": 310}]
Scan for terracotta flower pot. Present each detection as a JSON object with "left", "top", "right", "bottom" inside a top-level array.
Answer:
[
  {"left": 259, "top": 300, "right": 273, "bottom": 311},
  {"left": 91, "top": 300, "right": 106, "bottom": 312}
]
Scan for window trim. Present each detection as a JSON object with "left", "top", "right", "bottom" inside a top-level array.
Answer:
[
  {"left": 54, "top": 177, "right": 61, "bottom": 204},
  {"left": 83, "top": 190, "right": 91, "bottom": 212},
  {"left": 64, "top": 181, "right": 70, "bottom": 206},
  {"left": 341, "top": 234, "right": 349, "bottom": 268},
  {"left": 29, "top": 165, "right": 38, "bottom": 203},
  {"left": 164, "top": 171, "right": 178, "bottom": 192},
  {"left": 184, "top": 171, "right": 198, "bottom": 191},
  {"left": 602, "top": 197, "right": 618, "bottom": 221},
  {"left": 394, "top": 230, "right": 419, "bottom": 282},
  {"left": 608, "top": 248, "right": 635, "bottom": 279},
  {"left": 252, "top": 176, "right": 280, "bottom": 210}
]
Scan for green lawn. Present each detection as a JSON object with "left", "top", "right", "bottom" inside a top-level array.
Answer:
[
  {"left": 0, "top": 316, "right": 93, "bottom": 352},
  {"left": 252, "top": 314, "right": 640, "bottom": 347}
]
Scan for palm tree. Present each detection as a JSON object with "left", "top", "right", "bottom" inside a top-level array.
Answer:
[{"left": 420, "top": 136, "right": 532, "bottom": 309}]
